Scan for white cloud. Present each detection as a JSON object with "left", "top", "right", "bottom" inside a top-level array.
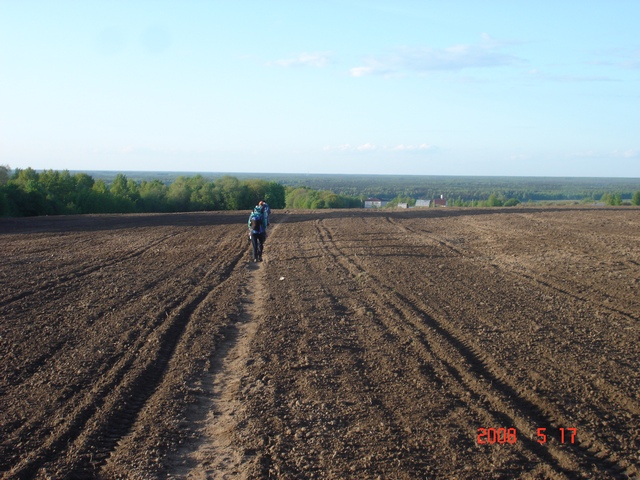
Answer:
[
  {"left": 350, "top": 66, "right": 374, "bottom": 77},
  {"left": 323, "top": 144, "right": 354, "bottom": 152},
  {"left": 323, "top": 143, "right": 378, "bottom": 152},
  {"left": 390, "top": 143, "right": 437, "bottom": 152},
  {"left": 350, "top": 34, "right": 522, "bottom": 77},
  {"left": 269, "top": 52, "right": 331, "bottom": 68},
  {"left": 356, "top": 143, "right": 377, "bottom": 151}
]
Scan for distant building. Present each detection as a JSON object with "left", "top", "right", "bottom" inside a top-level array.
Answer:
[
  {"left": 397, "top": 203, "right": 408, "bottom": 209},
  {"left": 434, "top": 195, "right": 447, "bottom": 207},
  {"left": 364, "top": 197, "right": 385, "bottom": 208},
  {"left": 415, "top": 199, "right": 431, "bottom": 208}
]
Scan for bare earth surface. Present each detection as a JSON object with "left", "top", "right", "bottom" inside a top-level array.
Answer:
[{"left": 1, "top": 208, "right": 639, "bottom": 479}]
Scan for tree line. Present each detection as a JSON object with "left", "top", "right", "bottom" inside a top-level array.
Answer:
[
  {"left": 285, "top": 187, "right": 361, "bottom": 209},
  {"left": 0, "top": 166, "right": 360, "bottom": 217},
  {"left": 1, "top": 166, "right": 639, "bottom": 217},
  {"left": 0, "top": 167, "right": 288, "bottom": 217}
]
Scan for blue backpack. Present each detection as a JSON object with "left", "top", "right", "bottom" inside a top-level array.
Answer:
[{"left": 250, "top": 212, "right": 263, "bottom": 233}]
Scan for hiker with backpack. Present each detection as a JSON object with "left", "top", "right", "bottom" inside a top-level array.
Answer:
[
  {"left": 260, "top": 200, "right": 271, "bottom": 226},
  {"left": 248, "top": 204, "right": 267, "bottom": 262}
]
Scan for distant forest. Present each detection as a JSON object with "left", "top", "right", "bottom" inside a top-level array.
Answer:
[
  {"left": 79, "top": 170, "right": 640, "bottom": 204},
  {"left": 0, "top": 167, "right": 361, "bottom": 217},
  {"left": 1, "top": 166, "right": 639, "bottom": 217}
]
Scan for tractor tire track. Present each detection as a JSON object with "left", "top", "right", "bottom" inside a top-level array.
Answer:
[
  {"left": 378, "top": 218, "right": 638, "bottom": 477},
  {"left": 0, "top": 228, "right": 242, "bottom": 407},
  {"left": 0, "top": 230, "right": 186, "bottom": 309},
  {"left": 3, "top": 233, "right": 247, "bottom": 479},
  {"left": 389, "top": 217, "right": 640, "bottom": 415},
  {"left": 315, "top": 219, "right": 632, "bottom": 479}
]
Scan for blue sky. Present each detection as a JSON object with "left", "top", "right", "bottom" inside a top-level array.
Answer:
[{"left": 1, "top": 1, "right": 639, "bottom": 177}]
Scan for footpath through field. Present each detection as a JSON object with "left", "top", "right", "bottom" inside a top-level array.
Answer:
[{"left": 165, "top": 218, "right": 288, "bottom": 479}]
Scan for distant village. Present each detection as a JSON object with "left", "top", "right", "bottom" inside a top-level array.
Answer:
[{"left": 364, "top": 195, "right": 447, "bottom": 208}]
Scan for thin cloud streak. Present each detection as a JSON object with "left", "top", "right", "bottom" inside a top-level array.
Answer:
[
  {"left": 268, "top": 52, "right": 332, "bottom": 68},
  {"left": 350, "top": 34, "right": 523, "bottom": 77}
]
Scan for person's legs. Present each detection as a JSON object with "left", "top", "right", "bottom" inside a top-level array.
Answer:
[
  {"left": 257, "top": 233, "right": 265, "bottom": 260},
  {"left": 251, "top": 234, "right": 259, "bottom": 261}
]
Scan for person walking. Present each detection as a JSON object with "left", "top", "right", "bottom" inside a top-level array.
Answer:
[
  {"left": 260, "top": 200, "right": 271, "bottom": 226},
  {"left": 248, "top": 204, "right": 267, "bottom": 262}
]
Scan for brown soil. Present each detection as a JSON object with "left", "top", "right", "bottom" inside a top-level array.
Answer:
[{"left": 1, "top": 208, "right": 639, "bottom": 479}]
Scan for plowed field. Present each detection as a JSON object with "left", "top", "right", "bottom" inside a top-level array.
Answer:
[{"left": 1, "top": 208, "right": 639, "bottom": 479}]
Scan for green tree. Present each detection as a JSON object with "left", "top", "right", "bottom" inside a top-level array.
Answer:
[
  {"left": 285, "top": 186, "right": 359, "bottom": 209},
  {"left": 74, "top": 173, "right": 94, "bottom": 191},
  {"left": 265, "top": 181, "right": 286, "bottom": 209},
  {"left": 127, "top": 179, "right": 141, "bottom": 204},
  {"left": 191, "top": 181, "right": 223, "bottom": 210},
  {"left": 613, "top": 193, "right": 622, "bottom": 206},
  {"left": 71, "top": 173, "right": 96, "bottom": 213},
  {"left": 7, "top": 170, "right": 49, "bottom": 216},
  {"left": 38, "top": 169, "right": 79, "bottom": 214},
  {"left": 11, "top": 167, "right": 40, "bottom": 186},
  {"left": 167, "top": 176, "right": 192, "bottom": 211},
  {"left": 632, "top": 191, "right": 640, "bottom": 206},
  {"left": 600, "top": 192, "right": 622, "bottom": 206},
  {"left": 213, "top": 176, "right": 254, "bottom": 210},
  {"left": 486, "top": 194, "right": 503, "bottom": 207},
  {"left": 139, "top": 180, "right": 169, "bottom": 212},
  {"left": 236, "top": 183, "right": 255, "bottom": 210},
  {"left": 110, "top": 174, "right": 128, "bottom": 197},
  {"left": 0, "top": 165, "right": 9, "bottom": 185},
  {"left": 286, "top": 187, "right": 313, "bottom": 208},
  {"left": 244, "top": 179, "right": 269, "bottom": 205},
  {"left": 108, "top": 174, "right": 138, "bottom": 212}
]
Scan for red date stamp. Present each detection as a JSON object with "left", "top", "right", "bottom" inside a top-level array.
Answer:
[
  {"left": 536, "top": 427, "right": 577, "bottom": 444},
  {"left": 477, "top": 427, "right": 517, "bottom": 444},
  {"left": 477, "top": 427, "right": 577, "bottom": 445}
]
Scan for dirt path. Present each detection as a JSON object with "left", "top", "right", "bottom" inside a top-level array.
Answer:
[
  {"left": 166, "top": 267, "right": 262, "bottom": 479},
  {"left": 166, "top": 218, "right": 284, "bottom": 479}
]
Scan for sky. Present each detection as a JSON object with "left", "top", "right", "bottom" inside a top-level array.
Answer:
[{"left": 1, "top": 1, "right": 639, "bottom": 177}]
